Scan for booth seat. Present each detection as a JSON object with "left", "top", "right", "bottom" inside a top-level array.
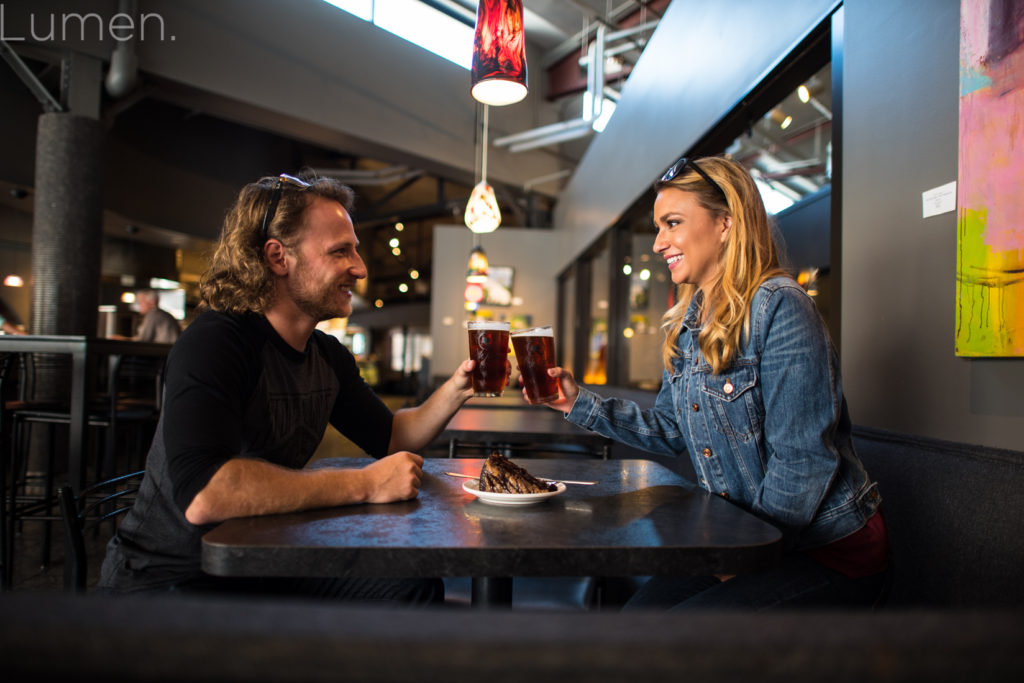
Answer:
[
  {"left": 853, "top": 426, "right": 1024, "bottom": 607},
  {"left": 2, "top": 593, "right": 1021, "bottom": 682}
]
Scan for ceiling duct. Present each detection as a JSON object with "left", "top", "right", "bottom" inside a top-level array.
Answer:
[
  {"left": 105, "top": 0, "right": 140, "bottom": 98},
  {"left": 493, "top": 24, "right": 607, "bottom": 153},
  {"left": 311, "top": 166, "right": 425, "bottom": 186}
]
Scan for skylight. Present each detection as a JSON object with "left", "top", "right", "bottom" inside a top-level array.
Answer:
[{"left": 322, "top": 0, "right": 474, "bottom": 69}]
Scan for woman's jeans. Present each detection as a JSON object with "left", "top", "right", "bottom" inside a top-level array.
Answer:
[{"left": 623, "top": 553, "right": 890, "bottom": 611}]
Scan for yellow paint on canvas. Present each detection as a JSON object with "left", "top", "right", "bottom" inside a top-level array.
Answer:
[{"left": 956, "top": 208, "right": 1024, "bottom": 355}]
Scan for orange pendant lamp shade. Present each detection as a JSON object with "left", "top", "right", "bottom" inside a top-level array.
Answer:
[
  {"left": 471, "top": 0, "right": 528, "bottom": 106},
  {"left": 466, "top": 245, "right": 489, "bottom": 283}
]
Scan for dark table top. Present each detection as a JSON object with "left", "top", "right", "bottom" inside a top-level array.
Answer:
[
  {"left": 202, "top": 458, "right": 782, "bottom": 580},
  {"left": 463, "top": 394, "right": 534, "bottom": 409},
  {"left": 0, "top": 335, "right": 173, "bottom": 356},
  {"left": 439, "top": 405, "right": 613, "bottom": 454}
]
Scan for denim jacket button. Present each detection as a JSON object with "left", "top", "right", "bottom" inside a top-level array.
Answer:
[
  {"left": 702, "top": 447, "right": 712, "bottom": 458},
  {"left": 691, "top": 402, "right": 699, "bottom": 412},
  {"left": 723, "top": 380, "right": 734, "bottom": 394}
]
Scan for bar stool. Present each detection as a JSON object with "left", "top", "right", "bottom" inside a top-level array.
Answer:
[
  {"left": 0, "top": 353, "right": 22, "bottom": 589},
  {"left": 3, "top": 353, "right": 161, "bottom": 585}
]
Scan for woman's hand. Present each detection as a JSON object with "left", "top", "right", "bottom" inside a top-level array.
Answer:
[{"left": 529, "top": 366, "right": 580, "bottom": 414}]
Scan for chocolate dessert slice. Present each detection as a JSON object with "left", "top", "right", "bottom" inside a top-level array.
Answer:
[{"left": 478, "top": 452, "right": 557, "bottom": 493}]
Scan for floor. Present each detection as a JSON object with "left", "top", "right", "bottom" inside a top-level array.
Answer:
[{"left": 5, "top": 514, "right": 96, "bottom": 593}]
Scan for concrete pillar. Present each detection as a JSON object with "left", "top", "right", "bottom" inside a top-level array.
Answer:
[
  {"left": 26, "top": 113, "right": 104, "bottom": 480},
  {"left": 31, "top": 112, "right": 104, "bottom": 339}
]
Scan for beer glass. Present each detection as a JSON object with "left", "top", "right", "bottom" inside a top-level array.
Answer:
[
  {"left": 467, "top": 321, "right": 511, "bottom": 397},
  {"left": 511, "top": 326, "right": 559, "bottom": 404}
]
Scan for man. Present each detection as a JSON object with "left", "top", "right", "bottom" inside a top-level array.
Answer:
[
  {"left": 133, "top": 289, "right": 181, "bottom": 343},
  {"left": 98, "top": 173, "right": 475, "bottom": 604}
]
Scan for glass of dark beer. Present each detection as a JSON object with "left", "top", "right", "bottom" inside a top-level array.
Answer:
[
  {"left": 467, "top": 321, "right": 511, "bottom": 397},
  {"left": 511, "top": 326, "right": 559, "bottom": 404}
]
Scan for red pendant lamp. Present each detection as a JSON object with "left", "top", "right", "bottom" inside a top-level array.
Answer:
[{"left": 471, "top": 0, "right": 528, "bottom": 106}]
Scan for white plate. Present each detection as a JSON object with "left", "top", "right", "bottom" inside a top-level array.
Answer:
[{"left": 462, "top": 479, "right": 566, "bottom": 506}]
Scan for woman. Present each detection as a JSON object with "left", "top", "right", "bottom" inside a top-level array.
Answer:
[{"left": 544, "top": 156, "right": 889, "bottom": 610}]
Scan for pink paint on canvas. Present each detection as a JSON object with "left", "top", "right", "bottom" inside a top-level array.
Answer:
[{"left": 959, "top": 0, "right": 1024, "bottom": 253}]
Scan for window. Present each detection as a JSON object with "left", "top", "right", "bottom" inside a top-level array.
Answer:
[
  {"left": 557, "top": 266, "right": 576, "bottom": 378},
  {"left": 624, "top": 225, "right": 670, "bottom": 390},
  {"left": 322, "top": 0, "right": 474, "bottom": 68},
  {"left": 390, "top": 328, "right": 432, "bottom": 372},
  {"left": 725, "top": 62, "right": 832, "bottom": 215},
  {"left": 583, "top": 236, "right": 610, "bottom": 385}
]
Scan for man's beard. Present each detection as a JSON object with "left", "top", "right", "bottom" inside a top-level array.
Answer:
[{"left": 289, "top": 263, "right": 350, "bottom": 321}]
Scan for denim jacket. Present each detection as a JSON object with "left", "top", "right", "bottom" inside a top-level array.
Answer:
[{"left": 567, "top": 276, "right": 880, "bottom": 550}]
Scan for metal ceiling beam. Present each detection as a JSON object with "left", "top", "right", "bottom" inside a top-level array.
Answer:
[
  {"left": 365, "top": 175, "right": 423, "bottom": 211},
  {"left": 0, "top": 39, "right": 63, "bottom": 112}
]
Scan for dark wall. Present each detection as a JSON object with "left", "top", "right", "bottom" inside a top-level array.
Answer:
[
  {"left": 775, "top": 186, "right": 831, "bottom": 272},
  {"left": 842, "top": 0, "right": 1024, "bottom": 450}
]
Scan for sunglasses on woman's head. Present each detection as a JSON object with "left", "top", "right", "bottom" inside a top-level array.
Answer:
[
  {"left": 261, "top": 174, "right": 311, "bottom": 242},
  {"left": 660, "top": 157, "right": 727, "bottom": 201}
]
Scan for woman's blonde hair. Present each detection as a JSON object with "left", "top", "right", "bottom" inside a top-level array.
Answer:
[
  {"left": 199, "top": 174, "right": 354, "bottom": 314},
  {"left": 658, "top": 157, "right": 786, "bottom": 374}
]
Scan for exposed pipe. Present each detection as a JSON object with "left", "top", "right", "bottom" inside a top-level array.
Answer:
[
  {"left": 492, "top": 117, "right": 594, "bottom": 147},
  {"left": 104, "top": 0, "right": 139, "bottom": 98},
  {"left": 494, "top": 25, "right": 608, "bottom": 152},
  {"left": 523, "top": 169, "right": 572, "bottom": 192},
  {"left": 311, "top": 166, "right": 424, "bottom": 186},
  {"left": 509, "top": 125, "right": 594, "bottom": 153}
]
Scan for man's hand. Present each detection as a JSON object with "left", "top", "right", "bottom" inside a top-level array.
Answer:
[
  {"left": 361, "top": 451, "right": 425, "bottom": 503},
  {"left": 450, "top": 358, "right": 476, "bottom": 396}
]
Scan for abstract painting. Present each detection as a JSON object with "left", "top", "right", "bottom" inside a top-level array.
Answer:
[{"left": 956, "top": 0, "right": 1024, "bottom": 356}]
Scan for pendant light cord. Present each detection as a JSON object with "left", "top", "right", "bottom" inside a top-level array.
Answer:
[{"left": 481, "top": 104, "right": 489, "bottom": 184}]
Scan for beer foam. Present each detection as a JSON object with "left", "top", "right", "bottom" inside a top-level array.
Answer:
[
  {"left": 512, "top": 326, "right": 554, "bottom": 337},
  {"left": 467, "top": 321, "right": 509, "bottom": 330}
]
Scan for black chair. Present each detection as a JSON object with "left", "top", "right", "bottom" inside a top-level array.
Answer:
[{"left": 57, "top": 470, "right": 143, "bottom": 593}]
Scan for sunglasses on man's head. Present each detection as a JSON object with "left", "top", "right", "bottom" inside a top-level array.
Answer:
[
  {"left": 660, "top": 157, "right": 727, "bottom": 201},
  {"left": 261, "top": 174, "right": 311, "bottom": 242}
]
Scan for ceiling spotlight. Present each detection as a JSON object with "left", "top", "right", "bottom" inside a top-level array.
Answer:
[
  {"left": 781, "top": 115, "right": 793, "bottom": 130},
  {"left": 398, "top": 283, "right": 409, "bottom": 293},
  {"left": 409, "top": 269, "right": 420, "bottom": 280},
  {"left": 392, "top": 247, "right": 401, "bottom": 256},
  {"left": 797, "top": 85, "right": 810, "bottom": 103},
  {"left": 389, "top": 237, "right": 400, "bottom": 248},
  {"left": 394, "top": 222, "right": 404, "bottom": 232},
  {"left": 374, "top": 299, "right": 384, "bottom": 308}
]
